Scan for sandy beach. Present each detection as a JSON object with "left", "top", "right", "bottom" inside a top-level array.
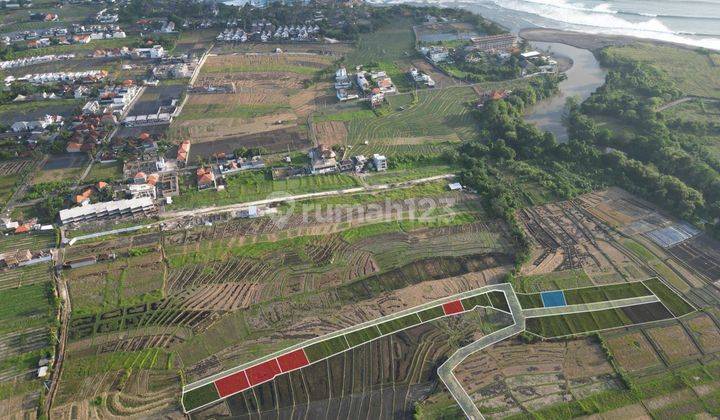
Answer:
[{"left": 519, "top": 28, "right": 700, "bottom": 52}]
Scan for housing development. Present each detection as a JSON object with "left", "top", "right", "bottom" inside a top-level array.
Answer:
[{"left": 0, "top": 0, "right": 719, "bottom": 419}]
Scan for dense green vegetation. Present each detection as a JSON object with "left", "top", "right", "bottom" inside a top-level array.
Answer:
[
  {"left": 182, "top": 383, "right": 220, "bottom": 412},
  {"left": 642, "top": 278, "right": 695, "bottom": 317},
  {"left": 567, "top": 45, "right": 720, "bottom": 236}
]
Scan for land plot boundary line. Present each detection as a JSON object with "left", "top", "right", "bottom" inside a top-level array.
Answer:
[
  {"left": 181, "top": 286, "right": 513, "bottom": 412},
  {"left": 522, "top": 295, "right": 660, "bottom": 318}
]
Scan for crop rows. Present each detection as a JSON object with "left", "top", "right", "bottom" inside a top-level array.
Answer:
[
  {"left": 517, "top": 280, "right": 654, "bottom": 309},
  {"left": 182, "top": 291, "right": 500, "bottom": 412}
]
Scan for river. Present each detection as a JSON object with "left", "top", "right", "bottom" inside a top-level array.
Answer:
[{"left": 524, "top": 42, "right": 607, "bottom": 142}]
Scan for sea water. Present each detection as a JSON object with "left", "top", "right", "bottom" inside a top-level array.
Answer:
[{"left": 369, "top": 0, "right": 720, "bottom": 50}]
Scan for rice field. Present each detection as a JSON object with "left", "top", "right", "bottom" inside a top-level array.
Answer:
[{"left": 346, "top": 86, "right": 479, "bottom": 143}]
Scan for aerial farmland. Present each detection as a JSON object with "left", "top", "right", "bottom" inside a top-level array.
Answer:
[{"left": 0, "top": 0, "right": 719, "bottom": 419}]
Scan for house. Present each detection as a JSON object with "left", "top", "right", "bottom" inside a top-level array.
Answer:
[
  {"left": 196, "top": 167, "right": 216, "bottom": 190},
  {"left": 177, "top": 140, "right": 190, "bottom": 166},
  {"left": 127, "top": 183, "right": 156, "bottom": 199},
  {"left": 469, "top": 34, "right": 517, "bottom": 53},
  {"left": 353, "top": 155, "right": 367, "bottom": 172},
  {"left": 59, "top": 197, "right": 157, "bottom": 225},
  {"left": 82, "top": 101, "right": 102, "bottom": 115},
  {"left": 372, "top": 154, "right": 387, "bottom": 171},
  {"left": 66, "top": 142, "right": 82, "bottom": 153},
  {"left": 133, "top": 171, "right": 147, "bottom": 184},
  {"left": 309, "top": 145, "right": 337, "bottom": 174},
  {"left": 65, "top": 256, "right": 97, "bottom": 269},
  {"left": 338, "top": 159, "right": 354, "bottom": 172},
  {"left": 370, "top": 88, "right": 384, "bottom": 109},
  {"left": 74, "top": 188, "right": 93, "bottom": 205},
  {"left": 335, "top": 67, "right": 352, "bottom": 89},
  {"left": 448, "top": 182, "right": 463, "bottom": 191}
]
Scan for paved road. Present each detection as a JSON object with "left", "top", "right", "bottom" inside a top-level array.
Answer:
[
  {"left": 437, "top": 284, "right": 525, "bottom": 420},
  {"left": 162, "top": 173, "right": 456, "bottom": 219}
]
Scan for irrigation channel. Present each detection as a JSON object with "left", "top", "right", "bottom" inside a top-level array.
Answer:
[{"left": 181, "top": 278, "right": 691, "bottom": 417}]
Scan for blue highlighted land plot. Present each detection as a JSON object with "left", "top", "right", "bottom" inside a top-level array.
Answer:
[{"left": 541, "top": 290, "right": 567, "bottom": 308}]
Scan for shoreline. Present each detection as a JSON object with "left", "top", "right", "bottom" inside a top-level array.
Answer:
[{"left": 518, "top": 28, "right": 702, "bottom": 52}]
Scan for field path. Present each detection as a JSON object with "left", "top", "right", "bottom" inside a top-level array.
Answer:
[{"left": 437, "top": 285, "right": 524, "bottom": 420}]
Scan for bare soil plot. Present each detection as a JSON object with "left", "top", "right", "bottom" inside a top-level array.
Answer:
[
  {"left": 455, "top": 337, "right": 615, "bottom": 417},
  {"left": 604, "top": 331, "right": 662, "bottom": 372},
  {"left": 313, "top": 121, "right": 348, "bottom": 147},
  {"left": 668, "top": 235, "right": 720, "bottom": 282},
  {"left": 188, "top": 127, "right": 312, "bottom": 160},
  {"left": 646, "top": 324, "right": 701, "bottom": 365},
  {"left": 199, "top": 53, "right": 331, "bottom": 79},
  {"left": 685, "top": 314, "right": 720, "bottom": 353},
  {"left": 212, "top": 42, "right": 352, "bottom": 56}
]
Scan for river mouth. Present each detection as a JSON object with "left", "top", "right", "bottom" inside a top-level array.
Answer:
[{"left": 524, "top": 42, "right": 607, "bottom": 142}]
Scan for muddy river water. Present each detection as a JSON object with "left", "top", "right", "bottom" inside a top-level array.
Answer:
[{"left": 524, "top": 42, "right": 607, "bottom": 142}]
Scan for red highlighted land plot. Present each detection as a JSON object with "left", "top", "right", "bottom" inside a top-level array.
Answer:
[
  {"left": 442, "top": 300, "right": 465, "bottom": 315},
  {"left": 246, "top": 359, "right": 282, "bottom": 386},
  {"left": 214, "top": 370, "right": 250, "bottom": 397},
  {"left": 277, "top": 349, "right": 309, "bottom": 372}
]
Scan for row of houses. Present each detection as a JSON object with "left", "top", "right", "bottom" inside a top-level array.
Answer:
[
  {"left": 334, "top": 67, "right": 359, "bottom": 102},
  {"left": 4, "top": 70, "right": 108, "bottom": 86},
  {"left": 309, "top": 145, "right": 387, "bottom": 174},
  {"left": 217, "top": 24, "right": 320, "bottom": 43},
  {"left": 0, "top": 249, "right": 52, "bottom": 268},
  {"left": 0, "top": 53, "right": 74, "bottom": 70},
  {"left": 58, "top": 196, "right": 157, "bottom": 225},
  {"left": 11, "top": 115, "right": 63, "bottom": 133},
  {"left": 2, "top": 25, "right": 126, "bottom": 46}
]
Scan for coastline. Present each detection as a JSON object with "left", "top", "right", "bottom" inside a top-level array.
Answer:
[{"left": 518, "top": 28, "right": 702, "bottom": 52}]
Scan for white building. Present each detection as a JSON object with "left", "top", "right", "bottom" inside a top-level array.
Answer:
[{"left": 372, "top": 154, "right": 387, "bottom": 171}]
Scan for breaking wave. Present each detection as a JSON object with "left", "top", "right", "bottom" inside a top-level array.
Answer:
[{"left": 490, "top": 0, "right": 720, "bottom": 50}]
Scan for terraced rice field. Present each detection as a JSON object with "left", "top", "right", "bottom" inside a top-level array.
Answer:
[
  {"left": 346, "top": 86, "right": 478, "bottom": 143},
  {"left": 0, "top": 263, "right": 53, "bottom": 290},
  {"left": 181, "top": 289, "right": 503, "bottom": 412}
]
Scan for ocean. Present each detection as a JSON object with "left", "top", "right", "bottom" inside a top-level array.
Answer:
[{"left": 367, "top": 0, "right": 720, "bottom": 50}]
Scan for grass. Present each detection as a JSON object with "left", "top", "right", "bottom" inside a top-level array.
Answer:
[
  {"left": 344, "top": 18, "right": 418, "bottom": 93},
  {"left": 376, "top": 313, "right": 422, "bottom": 335},
  {"left": 0, "top": 99, "right": 81, "bottom": 125},
  {"left": 563, "top": 281, "right": 652, "bottom": 304},
  {"left": 169, "top": 171, "right": 361, "bottom": 210},
  {"left": 526, "top": 307, "right": 632, "bottom": 338},
  {"left": 417, "top": 306, "right": 446, "bottom": 322},
  {"left": 461, "top": 293, "right": 492, "bottom": 310},
  {"left": 183, "top": 383, "right": 220, "bottom": 411},
  {"left": 513, "top": 269, "right": 593, "bottom": 293},
  {"left": 602, "top": 43, "right": 720, "bottom": 99},
  {"left": 339, "top": 214, "right": 477, "bottom": 244},
  {"left": 642, "top": 278, "right": 694, "bottom": 317},
  {"left": 623, "top": 239, "right": 657, "bottom": 263},
  {"left": 0, "top": 281, "right": 55, "bottom": 335},
  {"left": 201, "top": 63, "right": 321, "bottom": 75},
  {"left": 313, "top": 108, "right": 375, "bottom": 123},
  {"left": 508, "top": 389, "right": 637, "bottom": 419},
  {"left": 85, "top": 161, "right": 123, "bottom": 183},
  {"left": 0, "top": 174, "right": 17, "bottom": 207},
  {"left": 0, "top": 231, "right": 55, "bottom": 253},
  {"left": 346, "top": 86, "right": 479, "bottom": 143},
  {"left": 303, "top": 335, "right": 349, "bottom": 362},
  {"left": 488, "top": 291, "right": 509, "bottom": 312},
  {"left": 176, "top": 103, "right": 291, "bottom": 121},
  {"left": 344, "top": 325, "right": 382, "bottom": 347},
  {"left": 517, "top": 293, "right": 544, "bottom": 309}
]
